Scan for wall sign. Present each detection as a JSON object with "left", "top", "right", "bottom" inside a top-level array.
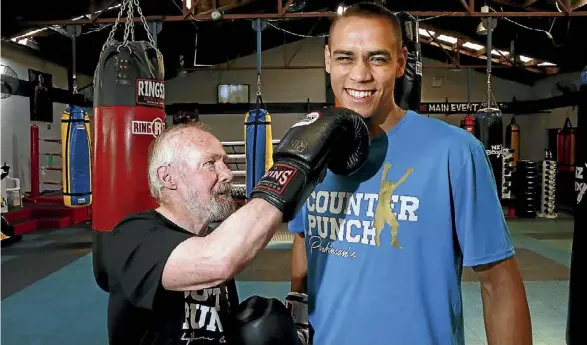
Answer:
[{"left": 419, "top": 102, "right": 513, "bottom": 115}]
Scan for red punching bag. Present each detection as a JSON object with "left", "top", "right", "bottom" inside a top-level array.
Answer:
[
  {"left": 557, "top": 117, "right": 576, "bottom": 172},
  {"left": 91, "top": 20, "right": 165, "bottom": 291},
  {"left": 460, "top": 114, "right": 477, "bottom": 136}
]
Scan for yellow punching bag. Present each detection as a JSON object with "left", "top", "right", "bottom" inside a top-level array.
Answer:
[{"left": 505, "top": 117, "right": 521, "bottom": 166}]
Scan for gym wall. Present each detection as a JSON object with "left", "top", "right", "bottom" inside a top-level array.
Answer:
[
  {"left": 0, "top": 41, "right": 93, "bottom": 193},
  {"left": 165, "top": 36, "right": 578, "bottom": 161}
]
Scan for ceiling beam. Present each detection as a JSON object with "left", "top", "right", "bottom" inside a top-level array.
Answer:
[{"left": 22, "top": 9, "right": 587, "bottom": 25}]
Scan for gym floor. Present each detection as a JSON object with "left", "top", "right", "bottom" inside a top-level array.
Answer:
[{"left": 1, "top": 216, "right": 573, "bottom": 345}]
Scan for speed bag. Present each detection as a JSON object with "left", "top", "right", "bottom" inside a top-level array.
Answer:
[
  {"left": 92, "top": 40, "right": 166, "bottom": 232},
  {"left": 61, "top": 105, "right": 92, "bottom": 207},
  {"left": 244, "top": 108, "right": 273, "bottom": 199},
  {"left": 557, "top": 117, "right": 576, "bottom": 172},
  {"left": 505, "top": 116, "right": 520, "bottom": 166}
]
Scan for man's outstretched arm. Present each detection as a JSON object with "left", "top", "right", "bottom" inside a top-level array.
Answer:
[{"left": 474, "top": 256, "right": 532, "bottom": 345}]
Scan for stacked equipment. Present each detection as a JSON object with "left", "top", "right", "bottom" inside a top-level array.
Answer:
[
  {"left": 537, "top": 150, "right": 558, "bottom": 219},
  {"left": 501, "top": 148, "right": 514, "bottom": 200},
  {"left": 515, "top": 160, "right": 539, "bottom": 218}
]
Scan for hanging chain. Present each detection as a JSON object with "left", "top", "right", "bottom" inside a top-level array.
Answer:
[
  {"left": 486, "top": 69, "right": 492, "bottom": 108},
  {"left": 101, "top": 0, "right": 158, "bottom": 52},
  {"left": 256, "top": 74, "right": 262, "bottom": 97},
  {"left": 122, "top": 0, "right": 135, "bottom": 48},
  {"left": 102, "top": 0, "right": 128, "bottom": 51},
  {"left": 134, "top": 0, "right": 157, "bottom": 50}
]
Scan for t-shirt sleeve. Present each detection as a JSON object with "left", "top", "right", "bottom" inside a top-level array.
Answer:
[
  {"left": 109, "top": 217, "right": 192, "bottom": 310},
  {"left": 288, "top": 206, "right": 306, "bottom": 234},
  {"left": 451, "top": 142, "right": 515, "bottom": 267}
]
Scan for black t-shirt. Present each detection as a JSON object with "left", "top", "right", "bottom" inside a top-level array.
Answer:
[{"left": 107, "top": 210, "right": 239, "bottom": 345}]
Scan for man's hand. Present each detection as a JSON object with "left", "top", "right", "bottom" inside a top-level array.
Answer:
[{"left": 474, "top": 256, "right": 532, "bottom": 345}]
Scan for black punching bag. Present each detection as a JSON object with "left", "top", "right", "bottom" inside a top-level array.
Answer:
[
  {"left": 567, "top": 66, "right": 587, "bottom": 345},
  {"left": 477, "top": 107, "right": 504, "bottom": 188},
  {"left": 394, "top": 12, "right": 422, "bottom": 111}
]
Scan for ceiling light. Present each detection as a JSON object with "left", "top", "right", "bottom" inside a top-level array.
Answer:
[
  {"left": 418, "top": 28, "right": 434, "bottom": 37},
  {"left": 538, "top": 61, "right": 556, "bottom": 67},
  {"left": 337, "top": 5, "right": 347, "bottom": 15},
  {"left": 519, "top": 55, "right": 533, "bottom": 63},
  {"left": 462, "top": 42, "right": 484, "bottom": 51},
  {"left": 437, "top": 34, "right": 458, "bottom": 44},
  {"left": 491, "top": 50, "right": 509, "bottom": 56}
]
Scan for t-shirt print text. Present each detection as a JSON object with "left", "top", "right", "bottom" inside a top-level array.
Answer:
[{"left": 181, "top": 286, "right": 229, "bottom": 344}]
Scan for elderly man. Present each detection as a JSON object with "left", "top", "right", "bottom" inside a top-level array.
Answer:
[{"left": 105, "top": 109, "right": 369, "bottom": 345}]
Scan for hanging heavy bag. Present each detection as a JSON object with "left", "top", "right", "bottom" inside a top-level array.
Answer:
[
  {"left": 557, "top": 117, "right": 576, "bottom": 172},
  {"left": 477, "top": 107, "right": 504, "bottom": 187},
  {"left": 91, "top": 1, "right": 165, "bottom": 292},
  {"left": 567, "top": 66, "right": 587, "bottom": 345},
  {"left": 505, "top": 116, "right": 520, "bottom": 166},
  {"left": 394, "top": 12, "right": 422, "bottom": 111}
]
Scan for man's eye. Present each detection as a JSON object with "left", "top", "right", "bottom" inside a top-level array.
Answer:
[{"left": 336, "top": 56, "right": 352, "bottom": 62}]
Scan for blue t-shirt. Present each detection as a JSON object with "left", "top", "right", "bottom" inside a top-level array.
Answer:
[{"left": 288, "top": 110, "right": 514, "bottom": 345}]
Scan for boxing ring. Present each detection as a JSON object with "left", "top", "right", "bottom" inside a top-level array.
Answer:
[
  {"left": 223, "top": 139, "right": 294, "bottom": 247},
  {"left": 28, "top": 124, "right": 64, "bottom": 204}
]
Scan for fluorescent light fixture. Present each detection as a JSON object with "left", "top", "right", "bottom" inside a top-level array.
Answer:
[
  {"left": 462, "top": 42, "right": 484, "bottom": 51},
  {"left": 437, "top": 34, "right": 458, "bottom": 44},
  {"left": 491, "top": 49, "right": 509, "bottom": 56},
  {"left": 519, "top": 55, "right": 533, "bottom": 63},
  {"left": 418, "top": 28, "right": 435, "bottom": 37}
]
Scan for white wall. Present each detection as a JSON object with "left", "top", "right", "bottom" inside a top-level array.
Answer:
[
  {"left": 1, "top": 41, "right": 93, "bottom": 193},
  {"left": 520, "top": 72, "right": 581, "bottom": 161},
  {"left": 165, "top": 37, "right": 548, "bottom": 155},
  {"left": 165, "top": 37, "right": 579, "bottom": 163}
]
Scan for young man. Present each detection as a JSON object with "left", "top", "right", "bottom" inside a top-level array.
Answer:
[
  {"left": 288, "top": 3, "right": 532, "bottom": 345},
  {"left": 106, "top": 108, "right": 370, "bottom": 344}
]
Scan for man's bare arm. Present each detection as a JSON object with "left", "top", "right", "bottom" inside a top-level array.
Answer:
[
  {"left": 291, "top": 233, "right": 307, "bottom": 293},
  {"left": 474, "top": 256, "right": 532, "bottom": 345},
  {"left": 162, "top": 198, "right": 282, "bottom": 291}
]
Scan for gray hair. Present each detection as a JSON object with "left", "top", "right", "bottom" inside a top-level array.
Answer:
[{"left": 147, "top": 121, "right": 210, "bottom": 202}]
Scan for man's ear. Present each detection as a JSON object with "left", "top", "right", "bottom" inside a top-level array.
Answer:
[
  {"left": 157, "top": 165, "right": 177, "bottom": 190},
  {"left": 396, "top": 47, "right": 408, "bottom": 78},
  {"left": 324, "top": 45, "right": 331, "bottom": 74}
]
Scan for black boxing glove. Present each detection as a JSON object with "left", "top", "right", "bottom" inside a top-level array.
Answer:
[
  {"left": 250, "top": 107, "right": 370, "bottom": 222},
  {"left": 225, "top": 295, "right": 300, "bottom": 345}
]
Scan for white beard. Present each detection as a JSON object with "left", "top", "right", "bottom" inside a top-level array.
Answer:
[{"left": 184, "top": 186, "right": 235, "bottom": 226}]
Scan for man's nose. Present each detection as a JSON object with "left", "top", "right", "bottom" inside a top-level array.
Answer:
[
  {"left": 350, "top": 60, "right": 373, "bottom": 82},
  {"left": 217, "top": 162, "right": 233, "bottom": 182}
]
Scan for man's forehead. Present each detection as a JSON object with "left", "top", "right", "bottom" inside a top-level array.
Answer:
[{"left": 329, "top": 16, "right": 400, "bottom": 48}]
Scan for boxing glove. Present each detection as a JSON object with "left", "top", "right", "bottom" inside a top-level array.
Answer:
[
  {"left": 250, "top": 107, "right": 369, "bottom": 222},
  {"left": 394, "top": 11, "right": 423, "bottom": 111},
  {"left": 224, "top": 295, "right": 300, "bottom": 345}
]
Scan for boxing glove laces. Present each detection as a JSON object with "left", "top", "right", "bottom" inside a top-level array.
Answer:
[{"left": 250, "top": 107, "right": 370, "bottom": 222}]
